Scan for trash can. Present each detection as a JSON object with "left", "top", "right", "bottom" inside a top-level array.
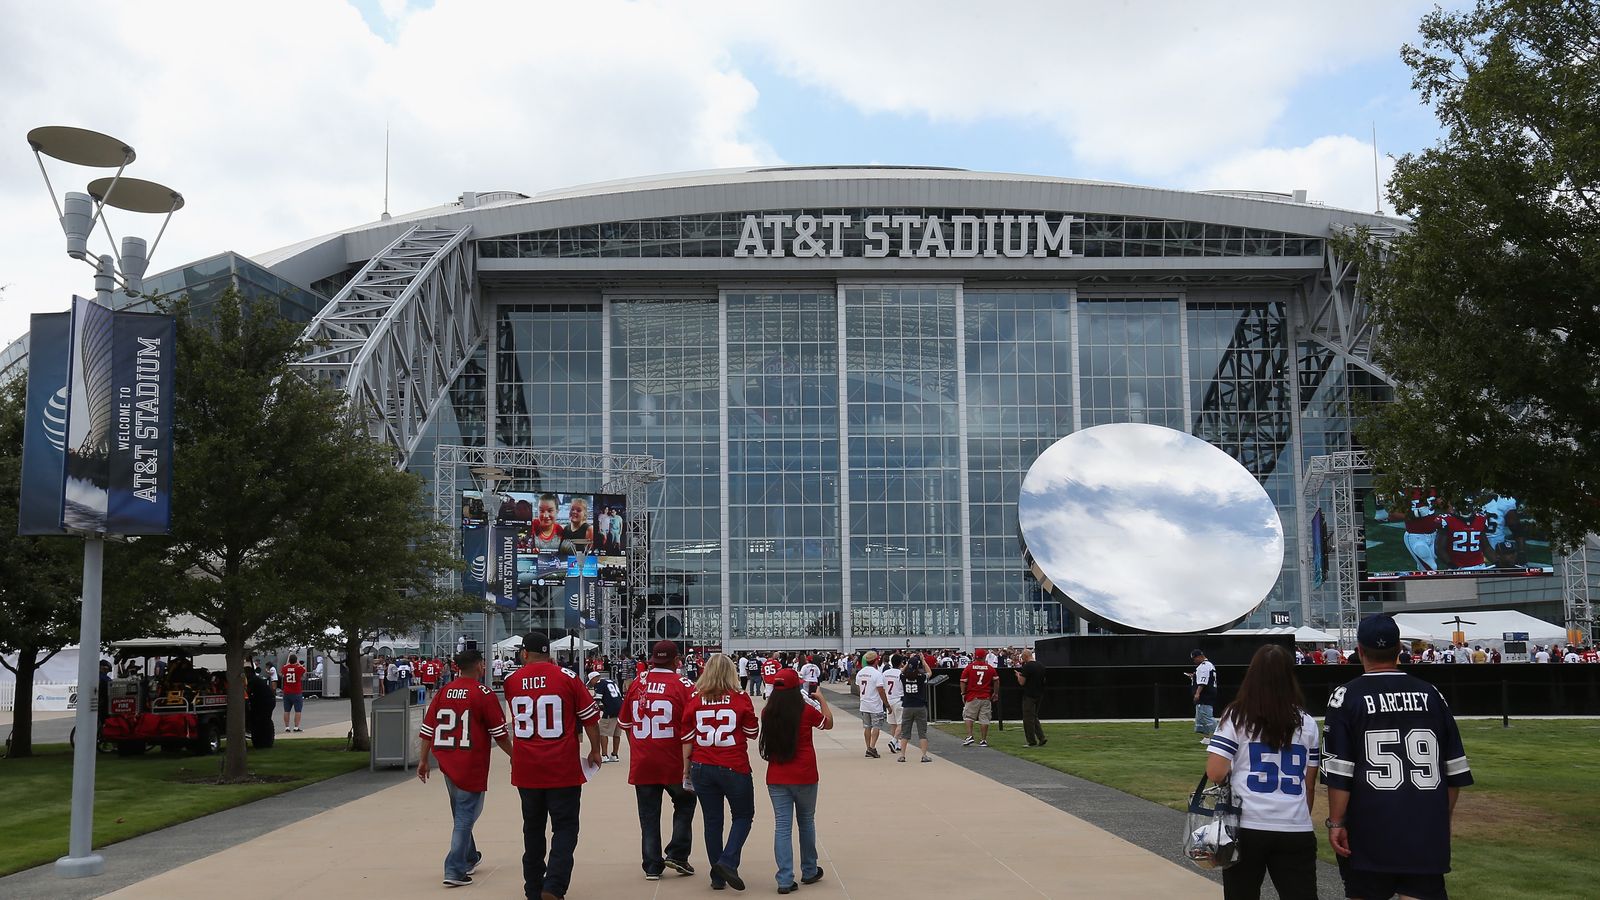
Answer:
[{"left": 370, "top": 686, "right": 418, "bottom": 770}]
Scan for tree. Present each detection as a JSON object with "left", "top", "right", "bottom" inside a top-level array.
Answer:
[
  {"left": 262, "top": 424, "right": 474, "bottom": 752},
  {"left": 120, "top": 288, "right": 373, "bottom": 779},
  {"left": 0, "top": 378, "right": 83, "bottom": 757},
  {"left": 1355, "top": 0, "right": 1600, "bottom": 549}
]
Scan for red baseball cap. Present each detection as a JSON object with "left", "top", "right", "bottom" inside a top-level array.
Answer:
[{"left": 772, "top": 668, "right": 803, "bottom": 690}]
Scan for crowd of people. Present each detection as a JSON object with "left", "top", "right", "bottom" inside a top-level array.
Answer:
[
  {"left": 412, "top": 637, "right": 1033, "bottom": 897},
  {"left": 1296, "top": 642, "right": 1600, "bottom": 664}
]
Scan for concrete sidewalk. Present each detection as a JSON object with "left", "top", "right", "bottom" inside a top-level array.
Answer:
[{"left": 71, "top": 683, "right": 1215, "bottom": 899}]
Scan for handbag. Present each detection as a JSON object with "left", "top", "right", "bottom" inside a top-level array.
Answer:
[{"left": 1183, "top": 773, "right": 1242, "bottom": 870}]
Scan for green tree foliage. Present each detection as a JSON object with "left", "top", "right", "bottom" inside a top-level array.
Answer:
[
  {"left": 261, "top": 424, "right": 474, "bottom": 752},
  {"left": 0, "top": 377, "right": 83, "bottom": 757},
  {"left": 1356, "top": 0, "right": 1600, "bottom": 549}
]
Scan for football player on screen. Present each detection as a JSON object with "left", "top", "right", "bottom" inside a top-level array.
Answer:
[
  {"left": 1436, "top": 499, "right": 1492, "bottom": 572},
  {"left": 1402, "top": 489, "right": 1442, "bottom": 572},
  {"left": 1480, "top": 493, "right": 1522, "bottom": 566}
]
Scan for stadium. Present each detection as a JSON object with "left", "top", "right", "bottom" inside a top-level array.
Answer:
[{"left": 3, "top": 165, "right": 1588, "bottom": 654}]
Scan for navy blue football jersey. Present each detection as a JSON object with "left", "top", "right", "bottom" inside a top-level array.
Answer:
[{"left": 1321, "top": 671, "right": 1473, "bottom": 874}]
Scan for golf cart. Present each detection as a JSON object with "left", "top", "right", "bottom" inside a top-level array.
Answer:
[{"left": 101, "top": 637, "right": 275, "bottom": 756}]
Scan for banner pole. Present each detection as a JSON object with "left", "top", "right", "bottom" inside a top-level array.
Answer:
[{"left": 57, "top": 535, "right": 105, "bottom": 877}]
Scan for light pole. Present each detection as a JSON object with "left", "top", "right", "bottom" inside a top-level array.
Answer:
[
  {"left": 26, "top": 125, "right": 183, "bottom": 880},
  {"left": 471, "top": 465, "right": 509, "bottom": 684}
]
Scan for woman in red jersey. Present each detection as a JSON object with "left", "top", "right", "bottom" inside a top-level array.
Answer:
[
  {"left": 759, "top": 668, "right": 832, "bottom": 893},
  {"left": 681, "top": 654, "right": 759, "bottom": 891}
]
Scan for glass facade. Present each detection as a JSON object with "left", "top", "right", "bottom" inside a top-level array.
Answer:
[
  {"left": 497, "top": 287, "right": 1314, "bottom": 647},
  {"left": 479, "top": 209, "right": 1324, "bottom": 260}
]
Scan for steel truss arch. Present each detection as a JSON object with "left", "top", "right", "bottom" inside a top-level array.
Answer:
[{"left": 292, "top": 225, "right": 482, "bottom": 460}]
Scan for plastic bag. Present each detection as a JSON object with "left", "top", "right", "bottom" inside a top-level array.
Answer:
[{"left": 1183, "top": 774, "right": 1241, "bottom": 870}]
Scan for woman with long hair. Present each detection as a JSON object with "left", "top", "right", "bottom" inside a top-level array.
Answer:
[
  {"left": 1202, "top": 643, "right": 1320, "bottom": 900},
  {"left": 759, "top": 668, "right": 833, "bottom": 893},
  {"left": 682, "top": 653, "right": 759, "bottom": 891}
]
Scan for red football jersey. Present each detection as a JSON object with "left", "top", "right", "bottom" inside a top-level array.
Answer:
[
  {"left": 1404, "top": 492, "right": 1442, "bottom": 534},
  {"left": 1442, "top": 513, "right": 1488, "bottom": 568},
  {"left": 502, "top": 661, "right": 600, "bottom": 789},
  {"left": 761, "top": 659, "right": 779, "bottom": 683},
  {"left": 765, "top": 698, "right": 825, "bottom": 785},
  {"left": 679, "top": 690, "right": 758, "bottom": 774},
  {"left": 280, "top": 663, "right": 306, "bottom": 695},
  {"left": 619, "top": 668, "right": 697, "bottom": 785},
  {"left": 420, "top": 676, "right": 508, "bottom": 792},
  {"left": 961, "top": 662, "right": 995, "bottom": 701}
]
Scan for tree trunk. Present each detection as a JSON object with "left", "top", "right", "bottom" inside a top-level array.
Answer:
[
  {"left": 345, "top": 633, "right": 370, "bottom": 752},
  {"left": 222, "top": 634, "right": 249, "bottom": 780},
  {"left": 7, "top": 647, "right": 39, "bottom": 758}
]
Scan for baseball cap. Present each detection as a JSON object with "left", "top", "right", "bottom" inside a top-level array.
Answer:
[
  {"left": 1190, "top": 649, "right": 1205, "bottom": 659},
  {"left": 771, "top": 668, "right": 802, "bottom": 690},
  {"left": 861, "top": 650, "right": 879, "bottom": 664},
  {"left": 521, "top": 631, "right": 550, "bottom": 655},
  {"left": 650, "top": 640, "right": 680, "bottom": 667},
  {"left": 1357, "top": 614, "right": 1400, "bottom": 650}
]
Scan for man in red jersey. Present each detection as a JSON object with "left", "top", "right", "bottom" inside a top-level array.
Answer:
[
  {"left": 1402, "top": 489, "right": 1443, "bottom": 571},
  {"left": 503, "top": 632, "right": 603, "bottom": 900},
  {"left": 619, "top": 640, "right": 699, "bottom": 881},
  {"left": 418, "top": 649, "right": 513, "bottom": 888},
  {"left": 760, "top": 654, "right": 780, "bottom": 699},
  {"left": 280, "top": 654, "right": 307, "bottom": 733},
  {"left": 1438, "top": 502, "right": 1491, "bottom": 570},
  {"left": 959, "top": 650, "right": 996, "bottom": 747}
]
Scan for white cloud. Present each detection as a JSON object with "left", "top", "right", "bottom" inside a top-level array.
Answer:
[
  {"left": 0, "top": 0, "right": 773, "bottom": 345},
  {"left": 1185, "top": 134, "right": 1400, "bottom": 215},
  {"left": 726, "top": 0, "right": 1427, "bottom": 174}
]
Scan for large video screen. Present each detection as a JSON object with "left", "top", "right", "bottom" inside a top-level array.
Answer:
[
  {"left": 462, "top": 490, "right": 627, "bottom": 586},
  {"left": 1362, "top": 488, "right": 1553, "bottom": 581}
]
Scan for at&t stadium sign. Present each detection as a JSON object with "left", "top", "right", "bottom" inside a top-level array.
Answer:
[{"left": 734, "top": 212, "right": 1075, "bottom": 259}]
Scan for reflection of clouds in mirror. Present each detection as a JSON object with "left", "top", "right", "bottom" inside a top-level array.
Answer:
[{"left": 1019, "top": 423, "right": 1283, "bottom": 633}]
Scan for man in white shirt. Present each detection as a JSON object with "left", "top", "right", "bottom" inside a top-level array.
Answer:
[
  {"left": 985, "top": 650, "right": 999, "bottom": 667},
  {"left": 854, "top": 651, "right": 890, "bottom": 759},
  {"left": 799, "top": 658, "right": 821, "bottom": 696},
  {"left": 881, "top": 655, "right": 905, "bottom": 755},
  {"left": 1534, "top": 646, "right": 1551, "bottom": 664},
  {"left": 737, "top": 654, "right": 751, "bottom": 690},
  {"left": 1564, "top": 647, "right": 1581, "bottom": 663},
  {"left": 955, "top": 652, "right": 971, "bottom": 669},
  {"left": 491, "top": 655, "right": 506, "bottom": 682}
]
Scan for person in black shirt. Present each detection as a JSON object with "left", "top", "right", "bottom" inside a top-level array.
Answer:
[
  {"left": 1322, "top": 614, "right": 1472, "bottom": 900},
  {"left": 896, "top": 655, "right": 932, "bottom": 763},
  {"left": 1015, "top": 650, "right": 1048, "bottom": 747}
]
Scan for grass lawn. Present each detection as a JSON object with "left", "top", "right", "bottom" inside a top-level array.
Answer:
[
  {"left": 940, "top": 718, "right": 1600, "bottom": 900},
  {"left": 0, "top": 739, "right": 368, "bottom": 877}
]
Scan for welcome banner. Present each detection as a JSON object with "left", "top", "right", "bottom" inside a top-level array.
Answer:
[{"left": 18, "top": 312, "right": 71, "bottom": 535}]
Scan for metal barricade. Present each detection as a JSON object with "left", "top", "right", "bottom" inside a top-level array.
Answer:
[{"left": 369, "top": 685, "right": 418, "bottom": 770}]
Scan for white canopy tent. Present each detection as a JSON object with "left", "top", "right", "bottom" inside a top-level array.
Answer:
[
  {"left": 551, "top": 636, "right": 597, "bottom": 653},
  {"left": 1390, "top": 610, "right": 1566, "bottom": 645}
]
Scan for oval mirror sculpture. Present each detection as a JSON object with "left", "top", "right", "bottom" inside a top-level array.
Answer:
[{"left": 1018, "top": 423, "right": 1284, "bottom": 633}]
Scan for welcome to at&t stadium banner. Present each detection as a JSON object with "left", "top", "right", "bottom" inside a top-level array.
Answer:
[{"left": 19, "top": 297, "right": 175, "bottom": 536}]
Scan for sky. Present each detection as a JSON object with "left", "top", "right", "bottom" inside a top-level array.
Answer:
[{"left": 0, "top": 0, "right": 1458, "bottom": 347}]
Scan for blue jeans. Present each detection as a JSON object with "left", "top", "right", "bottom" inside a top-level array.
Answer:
[
  {"left": 442, "top": 775, "right": 485, "bottom": 880},
  {"left": 636, "top": 782, "right": 697, "bottom": 874},
  {"left": 691, "top": 763, "right": 755, "bottom": 884},
  {"left": 1195, "top": 703, "right": 1215, "bottom": 735},
  {"left": 768, "top": 783, "right": 819, "bottom": 887}
]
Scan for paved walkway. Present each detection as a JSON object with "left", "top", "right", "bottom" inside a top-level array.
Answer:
[{"left": 18, "top": 685, "right": 1221, "bottom": 899}]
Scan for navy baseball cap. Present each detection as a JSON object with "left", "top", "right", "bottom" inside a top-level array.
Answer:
[
  {"left": 1190, "top": 649, "right": 1205, "bottom": 659},
  {"left": 1357, "top": 614, "right": 1400, "bottom": 650}
]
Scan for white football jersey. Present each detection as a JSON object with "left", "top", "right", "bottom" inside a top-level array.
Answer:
[
  {"left": 1481, "top": 496, "right": 1517, "bottom": 543},
  {"left": 800, "top": 663, "right": 820, "bottom": 683},
  {"left": 882, "top": 667, "right": 903, "bottom": 703},
  {"left": 1207, "top": 712, "right": 1320, "bottom": 832}
]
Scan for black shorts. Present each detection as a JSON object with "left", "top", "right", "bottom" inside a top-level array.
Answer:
[{"left": 1338, "top": 858, "right": 1448, "bottom": 900}]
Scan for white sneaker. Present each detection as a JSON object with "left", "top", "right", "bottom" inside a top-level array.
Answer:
[{"left": 961, "top": 736, "right": 975, "bottom": 746}]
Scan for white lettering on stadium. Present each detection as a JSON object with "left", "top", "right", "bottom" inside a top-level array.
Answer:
[{"left": 734, "top": 213, "right": 1075, "bottom": 259}]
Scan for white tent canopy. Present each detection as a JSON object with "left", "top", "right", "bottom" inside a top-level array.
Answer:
[
  {"left": 551, "top": 636, "right": 597, "bottom": 652},
  {"left": 1390, "top": 610, "right": 1566, "bottom": 645}
]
